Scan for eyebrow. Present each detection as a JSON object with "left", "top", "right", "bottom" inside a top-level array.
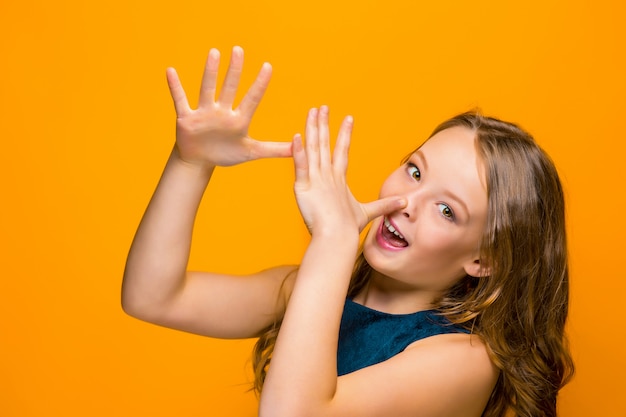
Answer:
[
  {"left": 415, "top": 150, "right": 470, "bottom": 220},
  {"left": 415, "top": 150, "right": 429, "bottom": 172}
]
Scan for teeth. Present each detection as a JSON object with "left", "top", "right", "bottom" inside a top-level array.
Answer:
[{"left": 384, "top": 217, "right": 405, "bottom": 240}]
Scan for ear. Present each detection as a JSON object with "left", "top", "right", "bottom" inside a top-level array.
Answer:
[{"left": 463, "top": 258, "right": 491, "bottom": 278}]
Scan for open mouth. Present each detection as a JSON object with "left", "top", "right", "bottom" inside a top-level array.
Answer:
[{"left": 381, "top": 217, "right": 408, "bottom": 248}]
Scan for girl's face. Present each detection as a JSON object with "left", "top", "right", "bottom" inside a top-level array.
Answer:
[{"left": 363, "top": 126, "right": 489, "bottom": 294}]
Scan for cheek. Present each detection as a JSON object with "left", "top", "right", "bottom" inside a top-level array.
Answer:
[
  {"left": 414, "top": 221, "right": 478, "bottom": 262},
  {"left": 378, "top": 186, "right": 390, "bottom": 200},
  {"left": 364, "top": 218, "right": 378, "bottom": 239},
  {"left": 378, "top": 171, "right": 405, "bottom": 198}
]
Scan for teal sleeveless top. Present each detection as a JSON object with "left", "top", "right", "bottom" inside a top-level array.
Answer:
[{"left": 337, "top": 298, "right": 470, "bottom": 375}]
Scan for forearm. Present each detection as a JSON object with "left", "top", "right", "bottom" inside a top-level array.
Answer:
[
  {"left": 259, "top": 105, "right": 405, "bottom": 416},
  {"left": 122, "top": 148, "right": 215, "bottom": 317},
  {"left": 259, "top": 231, "right": 359, "bottom": 416}
]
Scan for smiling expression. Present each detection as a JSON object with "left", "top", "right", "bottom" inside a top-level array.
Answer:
[{"left": 362, "top": 126, "right": 489, "bottom": 294}]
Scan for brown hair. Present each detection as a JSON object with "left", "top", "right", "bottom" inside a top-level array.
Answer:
[{"left": 253, "top": 110, "right": 574, "bottom": 416}]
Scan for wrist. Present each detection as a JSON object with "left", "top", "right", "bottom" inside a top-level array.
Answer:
[
  {"left": 311, "top": 221, "right": 359, "bottom": 239},
  {"left": 169, "top": 146, "right": 216, "bottom": 178},
  {"left": 310, "top": 226, "right": 360, "bottom": 252}
]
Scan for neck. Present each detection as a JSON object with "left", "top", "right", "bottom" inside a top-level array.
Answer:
[{"left": 353, "top": 270, "right": 443, "bottom": 314}]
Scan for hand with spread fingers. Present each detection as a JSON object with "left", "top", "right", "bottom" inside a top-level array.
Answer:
[
  {"left": 292, "top": 106, "right": 406, "bottom": 237},
  {"left": 125, "top": 46, "right": 573, "bottom": 417},
  {"left": 166, "top": 46, "right": 292, "bottom": 168}
]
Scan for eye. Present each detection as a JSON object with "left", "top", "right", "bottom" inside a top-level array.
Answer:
[
  {"left": 407, "top": 163, "right": 421, "bottom": 181},
  {"left": 438, "top": 203, "right": 455, "bottom": 221}
]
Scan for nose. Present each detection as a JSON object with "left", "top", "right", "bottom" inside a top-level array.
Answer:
[{"left": 398, "top": 187, "right": 425, "bottom": 221}]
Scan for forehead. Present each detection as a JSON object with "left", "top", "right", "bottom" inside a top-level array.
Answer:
[
  {"left": 421, "top": 125, "right": 478, "bottom": 157},
  {"left": 417, "top": 125, "right": 488, "bottom": 200},
  {"left": 420, "top": 126, "right": 483, "bottom": 171}
]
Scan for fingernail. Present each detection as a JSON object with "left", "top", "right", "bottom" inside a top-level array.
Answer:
[{"left": 391, "top": 197, "right": 406, "bottom": 208}]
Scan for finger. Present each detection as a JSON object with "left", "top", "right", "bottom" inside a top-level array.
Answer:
[
  {"left": 247, "top": 139, "right": 293, "bottom": 160},
  {"left": 238, "top": 62, "right": 272, "bottom": 120},
  {"left": 165, "top": 67, "right": 191, "bottom": 116},
  {"left": 305, "top": 108, "right": 320, "bottom": 171},
  {"left": 361, "top": 197, "right": 407, "bottom": 227},
  {"left": 333, "top": 115, "right": 353, "bottom": 175},
  {"left": 218, "top": 46, "right": 244, "bottom": 108},
  {"left": 318, "top": 105, "right": 331, "bottom": 169},
  {"left": 292, "top": 134, "right": 309, "bottom": 184},
  {"left": 198, "top": 48, "right": 220, "bottom": 108}
]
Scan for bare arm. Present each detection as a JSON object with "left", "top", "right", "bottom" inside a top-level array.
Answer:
[
  {"left": 259, "top": 108, "right": 497, "bottom": 416},
  {"left": 122, "top": 47, "right": 293, "bottom": 339}
]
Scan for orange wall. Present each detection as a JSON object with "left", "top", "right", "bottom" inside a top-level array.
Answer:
[{"left": 1, "top": 1, "right": 624, "bottom": 415}]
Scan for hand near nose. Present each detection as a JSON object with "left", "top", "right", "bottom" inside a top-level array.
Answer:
[
  {"left": 292, "top": 107, "right": 406, "bottom": 236},
  {"left": 166, "top": 46, "right": 292, "bottom": 168}
]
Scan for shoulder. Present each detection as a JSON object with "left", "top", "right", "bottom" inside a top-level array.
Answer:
[
  {"left": 405, "top": 330, "right": 493, "bottom": 363},
  {"left": 405, "top": 332, "right": 497, "bottom": 382},
  {"left": 404, "top": 333, "right": 499, "bottom": 415},
  {"left": 333, "top": 332, "right": 498, "bottom": 417}
]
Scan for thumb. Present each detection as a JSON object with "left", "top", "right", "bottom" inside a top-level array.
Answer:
[
  {"left": 360, "top": 197, "right": 407, "bottom": 230},
  {"left": 248, "top": 139, "right": 293, "bottom": 160}
]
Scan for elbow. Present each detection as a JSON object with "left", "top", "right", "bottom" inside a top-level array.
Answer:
[
  {"left": 120, "top": 279, "right": 159, "bottom": 323},
  {"left": 259, "top": 398, "right": 324, "bottom": 417},
  {"left": 120, "top": 293, "right": 166, "bottom": 325},
  {"left": 121, "top": 268, "right": 144, "bottom": 319},
  {"left": 120, "top": 278, "right": 179, "bottom": 329},
  {"left": 121, "top": 268, "right": 159, "bottom": 322},
  {"left": 120, "top": 269, "right": 183, "bottom": 326},
  {"left": 120, "top": 290, "right": 147, "bottom": 321},
  {"left": 120, "top": 296, "right": 138, "bottom": 319},
  {"left": 259, "top": 408, "right": 318, "bottom": 417}
]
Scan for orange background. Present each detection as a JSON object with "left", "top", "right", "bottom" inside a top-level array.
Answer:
[{"left": 1, "top": 1, "right": 624, "bottom": 415}]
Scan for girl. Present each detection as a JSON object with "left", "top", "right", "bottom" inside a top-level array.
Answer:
[{"left": 122, "top": 47, "right": 574, "bottom": 417}]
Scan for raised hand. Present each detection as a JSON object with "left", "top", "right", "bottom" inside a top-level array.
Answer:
[
  {"left": 292, "top": 106, "right": 406, "bottom": 236},
  {"left": 166, "top": 46, "right": 292, "bottom": 167}
]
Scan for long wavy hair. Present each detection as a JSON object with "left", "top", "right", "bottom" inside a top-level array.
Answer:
[{"left": 252, "top": 110, "right": 574, "bottom": 416}]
